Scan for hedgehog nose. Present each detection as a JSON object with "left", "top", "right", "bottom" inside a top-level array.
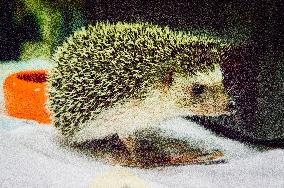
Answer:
[{"left": 226, "top": 100, "right": 236, "bottom": 112}]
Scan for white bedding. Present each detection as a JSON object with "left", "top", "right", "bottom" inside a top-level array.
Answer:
[{"left": 1, "top": 60, "right": 283, "bottom": 188}]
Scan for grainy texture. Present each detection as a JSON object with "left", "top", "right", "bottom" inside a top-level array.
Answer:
[
  {"left": 47, "top": 22, "right": 228, "bottom": 140},
  {"left": 47, "top": 22, "right": 233, "bottom": 167}
]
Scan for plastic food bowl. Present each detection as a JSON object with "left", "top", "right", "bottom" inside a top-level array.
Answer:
[{"left": 3, "top": 70, "right": 51, "bottom": 124}]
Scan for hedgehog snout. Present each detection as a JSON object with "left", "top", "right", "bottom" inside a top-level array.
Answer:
[{"left": 226, "top": 99, "right": 237, "bottom": 112}]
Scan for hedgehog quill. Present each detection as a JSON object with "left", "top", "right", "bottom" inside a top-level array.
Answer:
[{"left": 47, "top": 22, "right": 232, "bottom": 167}]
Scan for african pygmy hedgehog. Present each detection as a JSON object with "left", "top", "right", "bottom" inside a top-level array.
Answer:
[{"left": 47, "top": 22, "right": 232, "bottom": 167}]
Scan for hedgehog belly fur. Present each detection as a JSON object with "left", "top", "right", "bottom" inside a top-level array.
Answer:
[{"left": 70, "top": 89, "right": 189, "bottom": 144}]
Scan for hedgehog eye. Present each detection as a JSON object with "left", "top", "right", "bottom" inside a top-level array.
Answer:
[{"left": 191, "top": 84, "right": 205, "bottom": 95}]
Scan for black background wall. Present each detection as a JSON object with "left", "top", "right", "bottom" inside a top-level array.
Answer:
[
  {"left": 2, "top": 0, "right": 283, "bottom": 60},
  {"left": 0, "top": 0, "right": 40, "bottom": 60}
]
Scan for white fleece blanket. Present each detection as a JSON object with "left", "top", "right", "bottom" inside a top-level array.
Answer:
[{"left": 0, "top": 60, "right": 284, "bottom": 188}]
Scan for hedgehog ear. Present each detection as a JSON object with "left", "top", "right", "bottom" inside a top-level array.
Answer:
[{"left": 162, "top": 68, "right": 174, "bottom": 93}]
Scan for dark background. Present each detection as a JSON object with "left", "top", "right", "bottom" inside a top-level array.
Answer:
[
  {"left": 1, "top": 0, "right": 283, "bottom": 141},
  {"left": 1, "top": 0, "right": 283, "bottom": 61}
]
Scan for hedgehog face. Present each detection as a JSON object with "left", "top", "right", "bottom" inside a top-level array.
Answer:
[{"left": 167, "top": 65, "right": 233, "bottom": 116}]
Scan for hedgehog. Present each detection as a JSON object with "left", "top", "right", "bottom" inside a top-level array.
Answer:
[{"left": 47, "top": 22, "right": 233, "bottom": 167}]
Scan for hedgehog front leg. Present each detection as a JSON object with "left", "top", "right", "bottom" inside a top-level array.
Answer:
[
  {"left": 112, "top": 127, "right": 226, "bottom": 167},
  {"left": 119, "top": 137, "right": 139, "bottom": 166},
  {"left": 106, "top": 134, "right": 167, "bottom": 168},
  {"left": 104, "top": 136, "right": 139, "bottom": 167},
  {"left": 109, "top": 131, "right": 176, "bottom": 168},
  {"left": 121, "top": 137, "right": 136, "bottom": 155}
]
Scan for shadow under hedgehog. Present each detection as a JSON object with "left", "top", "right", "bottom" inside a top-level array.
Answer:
[{"left": 47, "top": 22, "right": 234, "bottom": 167}]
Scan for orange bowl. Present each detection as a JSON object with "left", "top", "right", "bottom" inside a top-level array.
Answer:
[{"left": 3, "top": 70, "right": 51, "bottom": 124}]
